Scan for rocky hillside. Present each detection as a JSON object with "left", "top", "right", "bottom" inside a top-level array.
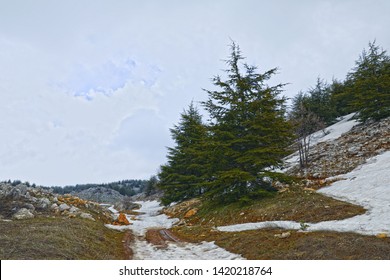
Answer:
[
  {"left": 71, "top": 187, "right": 124, "bottom": 204},
  {"left": 286, "top": 116, "right": 390, "bottom": 180},
  {"left": 0, "top": 182, "right": 113, "bottom": 222}
]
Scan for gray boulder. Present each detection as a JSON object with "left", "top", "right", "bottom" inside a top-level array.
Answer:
[
  {"left": 80, "top": 212, "right": 95, "bottom": 221},
  {"left": 59, "top": 203, "right": 70, "bottom": 212},
  {"left": 13, "top": 208, "right": 34, "bottom": 220}
]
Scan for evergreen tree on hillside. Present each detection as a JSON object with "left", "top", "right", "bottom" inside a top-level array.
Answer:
[
  {"left": 158, "top": 103, "right": 209, "bottom": 205},
  {"left": 329, "top": 78, "right": 354, "bottom": 116},
  {"left": 202, "top": 43, "right": 293, "bottom": 204},
  {"left": 347, "top": 41, "right": 390, "bottom": 121},
  {"left": 305, "top": 78, "right": 337, "bottom": 125}
]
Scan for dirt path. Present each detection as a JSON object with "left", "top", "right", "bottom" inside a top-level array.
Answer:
[
  {"left": 145, "top": 228, "right": 185, "bottom": 248},
  {"left": 122, "top": 230, "right": 134, "bottom": 259}
]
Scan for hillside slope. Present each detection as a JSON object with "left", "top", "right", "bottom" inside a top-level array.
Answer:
[{"left": 167, "top": 115, "right": 390, "bottom": 259}]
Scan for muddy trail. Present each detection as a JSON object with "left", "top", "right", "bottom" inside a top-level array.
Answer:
[{"left": 118, "top": 200, "right": 243, "bottom": 260}]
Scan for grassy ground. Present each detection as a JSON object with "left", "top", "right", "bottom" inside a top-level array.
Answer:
[
  {"left": 172, "top": 187, "right": 366, "bottom": 227},
  {"left": 168, "top": 187, "right": 390, "bottom": 259},
  {"left": 173, "top": 226, "right": 390, "bottom": 259},
  {"left": 0, "top": 217, "right": 127, "bottom": 260}
]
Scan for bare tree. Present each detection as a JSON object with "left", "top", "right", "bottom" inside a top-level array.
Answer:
[{"left": 290, "top": 98, "right": 325, "bottom": 168}]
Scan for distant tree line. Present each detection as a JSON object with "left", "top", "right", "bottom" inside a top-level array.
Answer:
[
  {"left": 156, "top": 41, "right": 390, "bottom": 206},
  {"left": 51, "top": 179, "right": 148, "bottom": 196}
]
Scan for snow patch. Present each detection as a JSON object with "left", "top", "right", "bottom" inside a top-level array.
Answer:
[
  {"left": 278, "top": 113, "right": 359, "bottom": 172},
  {"left": 132, "top": 239, "right": 243, "bottom": 260},
  {"left": 129, "top": 200, "right": 179, "bottom": 236},
  {"left": 113, "top": 200, "right": 244, "bottom": 259}
]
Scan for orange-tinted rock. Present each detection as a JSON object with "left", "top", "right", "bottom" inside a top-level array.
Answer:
[
  {"left": 376, "top": 233, "right": 388, "bottom": 238},
  {"left": 184, "top": 208, "right": 198, "bottom": 218},
  {"left": 116, "top": 213, "right": 130, "bottom": 225}
]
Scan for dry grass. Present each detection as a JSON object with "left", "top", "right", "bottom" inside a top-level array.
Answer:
[
  {"left": 0, "top": 217, "right": 127, "bottom": 260},
  {"left": 167, "top": 186, "right": 390, "bottom": 260},
  {"left": 173, "top": 226, "right": 390, "bottom": 260}
]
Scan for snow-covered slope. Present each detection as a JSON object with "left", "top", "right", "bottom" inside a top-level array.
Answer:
[
  {"left": 218, "top": 151, "right": 390, "bottom": 236},
  {"left": 282, "top": 113, "right": 360, "bottom": 171},
  {"left": 218, "top": 115, "right": 390, "bottom": 237}
]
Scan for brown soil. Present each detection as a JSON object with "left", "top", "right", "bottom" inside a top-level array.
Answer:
[
  {"left": 145, "top": 228, "right": 189, "bottom": 248},
  {"left": 122, "top": 231, "right": 134, "bottom": 259}
]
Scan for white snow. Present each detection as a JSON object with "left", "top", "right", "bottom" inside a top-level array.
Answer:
[
  {"left": 132, "top": 239, "right": 243, "bottom": 260},
  {"left": 218, "top": 151, "right": 390, "bottom": 236},
  {"left": 279, "top": 113, "right": 359, "bottom": 171},
  {"left": 311, "top": 113, "right": 359, "bottom": 145},
  {"left": 106, "top": 200, "right": 243, "bottom": 259},
  {"left": 129, "top": 200, "right": 180, "bottom": 236}
]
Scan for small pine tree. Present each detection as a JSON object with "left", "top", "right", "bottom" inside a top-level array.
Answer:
[
  {"left": 305, "top": 78, "right": 338, "bottom": 125},
  {"left": 158, "top": 102, "right": 209, "bottom": 205},
  {"left": 347, "top": 41, "right": 390, "bottom": 121}
]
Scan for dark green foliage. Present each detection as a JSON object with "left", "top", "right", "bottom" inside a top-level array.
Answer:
[
  {"left": 145, "top": 175, "right": 159, "bottom": 196},
  {"left": 51, "top": 179, "right": 147, "bottom": 196},
  {"left": 290, "top": 78, "right": 337, "bottom": 126},
  {"left": 306, "top": 78, "right": 338, "bottom": 125},
  {"left": 202, "top": 43, "right": 294, "bottom": 204},
  {"left": 346, "top": 41, "right": 390, "bottom": 121},
  {"left": 329, "top": 78, "right": 355, "bottom": 116},
  {"left": 158, "top": 103, "right": 209, "bottom": 205}
]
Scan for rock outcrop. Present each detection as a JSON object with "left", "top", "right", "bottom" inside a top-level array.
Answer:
[
  {"left": 0, "top": 182, "right": 112, "bottom": 222},
  {"left": 288, "top": 117, "right": 390, "bottom": 180},
  {"left": 72, "top": 187, "right": 124, "bottom": 204}
]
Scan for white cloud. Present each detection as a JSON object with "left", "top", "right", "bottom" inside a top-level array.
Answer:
[{"left": 0, "top": 0, "right": 389, "bottom": 185}]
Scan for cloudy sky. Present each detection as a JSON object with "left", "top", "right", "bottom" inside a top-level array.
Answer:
[{"left": 0, "top": 0, "right": 388, "bottom": 186}]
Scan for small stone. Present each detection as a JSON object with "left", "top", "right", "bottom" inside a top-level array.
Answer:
[
  {"left": 24, "top": 203, "right": 35, "bottom": 211},
  {"left": 59, "top": 203, "right": 70, "bottom": 212},
  {"left": 69, "top": 206, "right": 79, "bottom": 213},
  {"left": 274, "top": 231, "right": 291, "bottom": 239},
  {"left": 50, "top": 203, "right": 58, "bottom": 210},
  {"left": 38, "top": 197, "right": 51, "bottom": 209},
  {"left": 184, "top": 208, "right": 198, "bottom": 218},
  {"left": 80, "top": 212, "right": 95, "bottom": 221},
  {"left": 13, "top": 208, "right": 34, "bottom": 220},
  {"left": 115, "top": 213, "right": 130, "bottom": 225},
  {"left": 376, "top": 233, "right": 388, "bottom": 238}
]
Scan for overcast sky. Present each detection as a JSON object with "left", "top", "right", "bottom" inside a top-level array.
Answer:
[{"left": 0, "top": 0, "right": 389, "bottom": 186}]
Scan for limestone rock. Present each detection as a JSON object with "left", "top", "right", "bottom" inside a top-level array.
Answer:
[
  {"left": 80, "top": 212, "right": 95, "bottom": 221},
  {"left": 37, "top": 197, "right": 51, "bottom": 209},
  {"left": 69, "top": 206, "right": 79, "bottom": 213},
  {"left": 13, "top": 208, "right": 34, "bottom": 220},
  {"left": 274, "top": 231, "right": 291, "bottom": 239},
  {"left": 59, "top": 203, "right": 70, "bottom": 212}
]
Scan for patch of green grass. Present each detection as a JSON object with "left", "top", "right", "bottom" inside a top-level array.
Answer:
[
  {"left": 182, "top": 187, "right": 365, "bottom": 227},
  {"left": 0, "top": 217, "right": 127, "bottom": 260}
]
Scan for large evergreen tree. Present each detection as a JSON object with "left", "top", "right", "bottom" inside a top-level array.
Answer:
[
  {"left": 158, "top": 103, "right": 209, "bottom": 205},
  {"left": 346, "top": 41, "right": 390, "bottom": 121},
  {"left": 202, "top": 43, "right": 293, "bottom": 204}
]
